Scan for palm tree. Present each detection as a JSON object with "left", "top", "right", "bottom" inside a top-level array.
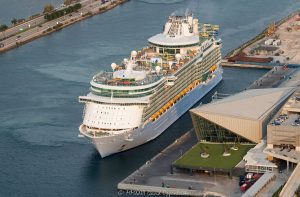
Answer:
[
  {"left": 64, "top": 0, "right": 72, "bottom": 6},
  {"left": 43, "top": 4, "right": 54, "bottom": 13},
  {"left": 11, "top": 18, "right": 17, "bottom": 25},
  {"left": 0, "top": 24, "right": 8, "bottom": 32}
]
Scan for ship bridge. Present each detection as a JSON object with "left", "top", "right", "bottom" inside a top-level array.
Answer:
[{"left": 148, "top": 14, "right": 200, "bottom": 56}]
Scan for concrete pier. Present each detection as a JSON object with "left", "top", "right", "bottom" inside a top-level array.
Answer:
[
  {"left": 117, "top": 66, "right": 299, "bottom": 196},
  {"left": 117, "top": 131, "right": 238, "bottom": 196},
  {"left": 222, "top": 61, "right": 274, "bottom": 69},
  {"left": 247, "top": 66, "right": 296, "bottom": 89}
]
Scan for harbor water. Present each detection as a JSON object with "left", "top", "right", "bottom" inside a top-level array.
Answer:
[{"left": 0, "top": 0, "right": 300, "bottom": 196}]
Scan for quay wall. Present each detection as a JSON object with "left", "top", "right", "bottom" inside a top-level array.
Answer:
[
  {"left": 225, "top": 9, "right": 300, "bottom": 58},
  {"left": 118, "top": 183, "right": 227, "bottom": 197}
]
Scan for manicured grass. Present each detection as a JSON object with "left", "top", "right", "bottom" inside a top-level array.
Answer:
[{"left": 174, "top": 142, "right": 255, "bottom": 170}]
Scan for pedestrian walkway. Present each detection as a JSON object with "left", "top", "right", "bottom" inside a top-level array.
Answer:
[
  {"left": 241, "top": 172, "right": 276, "bottom": 197},
  {"left": 280, "top": 162, "right": 300, "bottom": 197}
]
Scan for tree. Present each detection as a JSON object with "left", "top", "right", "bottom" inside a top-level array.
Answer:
[
  {"left": 64, "top": 0, "right": 72, "bottom": 6},
  {"left": 0, "top": 24, "right": 8, "bottom": 32},
  {"left": 43, "top": 4, "right": 54, "bottom": 13},
  {"left": 11, "top": 18, "right": 17, "bottom": 25}
]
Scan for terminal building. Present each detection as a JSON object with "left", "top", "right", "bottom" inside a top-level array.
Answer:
[
  {"left": 264, "top": 86, "right": 300, "bottom": 164},
  {"left": 267, "top": 88, "right": 300, "bottom": 151},
  {"left": 263, "top": 86, "right": 300, "bottom": 197},
  {"left": 190, "top": 87, "right": 295, "bottom": 144}
]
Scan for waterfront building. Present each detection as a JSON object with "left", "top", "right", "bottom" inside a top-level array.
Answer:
[
  {"left": 264, "top": 86, "right": 300, "bottom": 169},
  {"left": 190, "top": 87, "right": 295, "bottom": 143},
  {"left": 267, "top": 87, "right": 300, "bottom": 152}
]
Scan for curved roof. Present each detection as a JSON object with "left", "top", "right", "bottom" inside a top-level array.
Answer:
[{"left": 148, "top": 34, "right": 199, "bottom": 46}]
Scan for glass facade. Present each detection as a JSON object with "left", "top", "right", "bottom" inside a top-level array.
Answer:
[{"left": 191, "top": 113, "right": 250, "bottom": 143}]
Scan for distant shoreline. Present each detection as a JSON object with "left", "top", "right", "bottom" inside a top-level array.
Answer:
[{"left": 0, "top": 0, "right": 128, "bottom": 53}]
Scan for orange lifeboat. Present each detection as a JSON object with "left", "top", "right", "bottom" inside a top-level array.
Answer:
[{"left": 159, "top": 109, "right": 164, "bottom": 114}]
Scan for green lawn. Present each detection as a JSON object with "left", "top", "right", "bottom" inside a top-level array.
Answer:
[{"left": 174, "top": 142, "right": 255, "bottom": 170}]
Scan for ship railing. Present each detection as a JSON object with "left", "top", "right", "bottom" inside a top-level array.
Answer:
[
  {"left": 93, "top": 71, "right": 163, "bottom": 87},
  {"left": 84, "top": 127, "right": 134, "bottom": 138}
]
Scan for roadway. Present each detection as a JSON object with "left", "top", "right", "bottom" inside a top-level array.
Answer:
[
  {"left": 279, "top": 162, "right": 300, "bottom": 197},
  {"left": 0, "top": 0, "right": 123, "bottom": 52}
]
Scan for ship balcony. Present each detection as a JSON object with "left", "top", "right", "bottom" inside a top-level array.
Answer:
[
  {"left": 92, "top": 71, "right": 163, "bottom": 87},
  {"left": 79, "top": 124, "right": 135, "bottom": 138}
]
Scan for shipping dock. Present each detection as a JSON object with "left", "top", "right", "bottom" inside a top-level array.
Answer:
[
  {"left": 117, "top": 65, "right": 300, "bottom": 197},
  {"left": 224, "top": 9, "right": 300, "bottom": 69}
]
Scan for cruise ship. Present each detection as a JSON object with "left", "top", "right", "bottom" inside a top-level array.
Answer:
[{"left": 79, "top": 14, "right": 223, "bottom": 157}]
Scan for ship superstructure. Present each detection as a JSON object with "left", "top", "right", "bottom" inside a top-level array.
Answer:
[{"left": 79, "top": 14, "right": 223, "bottom": 157}]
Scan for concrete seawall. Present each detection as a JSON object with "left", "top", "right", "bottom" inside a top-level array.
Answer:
[
  {"left": 221, "top": 61, "right": 273, "bottom": 69},
  {"left": 225, "top": 9, "right": 300, "bottom": 59},
  {"left": 118, "top": 183, "right": 227, "bottom": 197}
]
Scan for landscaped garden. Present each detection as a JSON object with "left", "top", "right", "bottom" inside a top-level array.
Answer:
[{"left": 174, "top": 142, "right": 255, "bottom": 170}]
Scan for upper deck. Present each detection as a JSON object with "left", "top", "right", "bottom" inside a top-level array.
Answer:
[
  {"left": 148, "top": 14, "right": 199, "bottom": 47},
  {"left": 90, "top": 14, "right": 220, "bottom": 93}
]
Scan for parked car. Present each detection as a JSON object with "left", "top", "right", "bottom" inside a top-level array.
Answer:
[
  {"left": 253, "top": 173, "right": 262, "bottom": 180},
  {"left": 241, "top": 182, "right": 251, "bottom": 191}
]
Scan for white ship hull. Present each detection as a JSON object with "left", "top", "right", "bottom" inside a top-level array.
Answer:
[{"left": 80, "top": 70, "right": 222, "bottom": 157}]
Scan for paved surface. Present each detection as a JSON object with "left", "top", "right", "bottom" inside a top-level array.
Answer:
[
  {"left": 279, "top": 162, "right": 300, "bottom": 197},
  {"left": 119, "top": 131, "right": 243, "bottom": 197},
  {"left": 242, "top": 12, "right": 300, "bottom": 64},
  {"left": 247, "top": 66, "right": 296, "bottom": 89},
  {"left": 222, "top": 61, "right": 274, "bottom": 69},
  {"left": 256, "top": 170, "right": 291, "bottom": 197},
  {"left": 118, "top": 67, "right": 298, "bottom": 196},
  {"left": 242, "top": 172, "right": 276, "bottom": 197},
  {"left": 0, "top": 0, "right": 96, "bottom": 41},
  {"left": 121, "top": 131, "right": 197, "bottom": 185}
]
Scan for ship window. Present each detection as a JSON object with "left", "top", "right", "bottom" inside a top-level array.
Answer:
[
  {"left": 159, "top": 48, "right": 163, "bottom": 54},
  {"left": 165, "top": 48, "right": 175, "bottom": 55}
]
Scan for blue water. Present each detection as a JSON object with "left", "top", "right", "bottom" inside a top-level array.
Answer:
[{"left": 0, "top": 0, "right": 299, "bottom": 196}]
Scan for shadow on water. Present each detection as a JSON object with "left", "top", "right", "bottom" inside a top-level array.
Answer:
[{"left": 84, "top": 150, "right": 103, "bottom": 181}]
